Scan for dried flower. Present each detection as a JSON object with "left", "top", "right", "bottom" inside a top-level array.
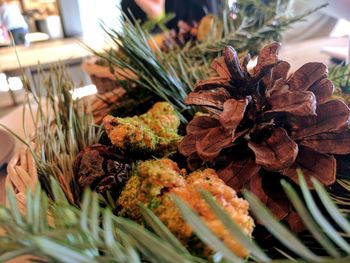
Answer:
[{"left": 179, "top": 43, "right": 350, "bottom": 231}]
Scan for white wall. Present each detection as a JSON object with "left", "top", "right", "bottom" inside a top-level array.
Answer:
[{"left": 78, "top": 0, "right": 121, "bottom": 43}]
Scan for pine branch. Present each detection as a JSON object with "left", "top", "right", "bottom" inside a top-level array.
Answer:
[
  {"left": 0, "top": 180, "right": 201, "bottom": 263},
  {"left": 329, "top": 63, "right": 350, "bottom": 105},
  {"left": 181, "top": 1, "right": 326, "bottom": 57},
  {"left": 91, "top": 0, "right": 321, "bottom": 123},
  {"left": 3, "top": 173, "right": 350, "bottom": 262},
  {"left": 1, "top": 64, "right": 102, "bottom": 203},
  {"left": 97, "top": 16, "right": 194, "bottom": 124}
]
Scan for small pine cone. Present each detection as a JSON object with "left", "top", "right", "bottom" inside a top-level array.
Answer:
[{"left": 73, "top": 144, "right": 131, "bottom": 199}]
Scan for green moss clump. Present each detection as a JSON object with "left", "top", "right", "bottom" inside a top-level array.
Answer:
[{"left": 103, "top": 102, "right": 182, "bottom": 155}]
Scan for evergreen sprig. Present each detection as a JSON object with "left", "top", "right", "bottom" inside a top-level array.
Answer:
[
  {"left": 94, "top": 16, "right": 194, "bottom": 124},
  {"left": 329, "top": 63, "right": 350, "bottom": 105},
  {"left": 0, "top": 65, "right": 102, "bottom": 203},
  {"left": 2, "top": 174, "right": 350, "bottom": 262},
  {"left": 91, "top": 0, "right": 324, "bottom": 123}
]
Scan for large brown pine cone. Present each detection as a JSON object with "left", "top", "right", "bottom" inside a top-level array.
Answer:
[{"left": 178, "top": 42, "right": 350, "bottom": 231}]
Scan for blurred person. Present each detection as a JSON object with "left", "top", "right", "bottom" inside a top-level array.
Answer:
[
  {"left": 0, "top": 0, "right": 28, "bottom": 45},
  {"left": 121, "top": 0, "right": 220, "bottom": 29}
]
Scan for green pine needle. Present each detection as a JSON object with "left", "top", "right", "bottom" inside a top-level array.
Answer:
[
  {"left": 172, "top": 195, "right": 245, "bottom": 263},
  {"left": 243, "top": 190, "right": 322, "bottom": 262}
]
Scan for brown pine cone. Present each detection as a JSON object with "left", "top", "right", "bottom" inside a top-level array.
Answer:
[
  {"left": 73, "top": 144, "right": 131, "bottom": 199},
  {"left": 178, "top": 42, "right": 350, "bottom": 231}
]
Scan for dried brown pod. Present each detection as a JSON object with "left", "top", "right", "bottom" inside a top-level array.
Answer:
[
  {"left": 196, "top": 14, "right": 222, "bottom": 42},
  {"left": 179, "top": 43, "right": 350, "bottom": 230},
  {"left": 160, "top": 15, "right": 222, "bottom": 52},
  {"left": 73, "top": 144, "right": 131, "bottom": 200},
  {"left": 157, "top": 21, "right": 197, "bottom": 52}
]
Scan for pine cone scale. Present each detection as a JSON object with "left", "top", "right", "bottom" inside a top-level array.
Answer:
[
  {"left": 282, "top": 146, "right": 336, "bottom": 188},
  {"left": 186, "top": 116, "right": 220, "bottom": 135},
  {"left": 248, "top": 128, "right": 298, "bottom": 171},
  {"left": 219, "top": 99, "right": 248, "bottom": 130},
  {"left": 308, "top": 78, "right": 334, "bottom": 104},
  {"left": 287, "top": 62, "right": 328, "bottom": 92},
  {"left": 266, "top": 90, "right": 317, "bottom": 116},
  {"left": 219, "top": 158, "right": 260, "bottom": 191},
  {"left": 185, "top": 88, "right": 231, "bottom": 109},
  {"left": 299, "top": 132, "right": 350, "bottom": 155},
  {"left": 290, "top": 100, "right": 350, "bottom": 140},
  {"left": 196, "top": 126, "right": 232, "bottom": 161}
]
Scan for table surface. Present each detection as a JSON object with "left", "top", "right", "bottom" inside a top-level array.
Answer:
[
  {"left": 0, "top": 36, "right": 347, "bottom": 204},
  {"left": 0, "top": 37, "right": 105, "bottom": 72},
  {"left": 279, "top": 37, "right": 347, "bottom": 71}
]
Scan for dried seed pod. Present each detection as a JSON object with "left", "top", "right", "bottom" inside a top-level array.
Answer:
[
  {"left": 196, "top": 15, "right": 222, "bottom": 42},
  {"left": 159, "top": 15, "right": 222, "bottom": 52},
  {"left": 73, "top": 144, "right": 131, "bottom": 200}
]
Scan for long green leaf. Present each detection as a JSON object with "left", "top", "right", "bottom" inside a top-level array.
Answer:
[
  {"left": 80, "top": 189, "right": 91, "bottom": 232},
  {"left": 32, "top": 237, "right": 98, "bottom": 263},
  {"left": 103, "top": 209, "right": 130, "bottom": 262},
  {"left": 90, "top": 193, "right": 100, "bottom": 242},
  {"left": 6, "top": 187, "right": 24, "bottom": 228},
  {"left": 51, "top": 177, "right": 69, "bottom": 206},
  {"left": 172, "top": 195, "right": 244, "bottom": 263},
  {"left": 0, "top": 248, "right": 36, "bottom": 262},
  {"left": 139, "top": 204, "right": 191, "bottom": 255},
  {"left": 25, "top": 189, "right": 33, "bottom": 226},
  {"left": 114, "top": 229, "right": 141, "bottom": 263},
  {"left": 33, "top": 185, "right": 41, "bottom": 233},
  {"left": 114, "top": 217, "right": 193, "bottom": 263}
]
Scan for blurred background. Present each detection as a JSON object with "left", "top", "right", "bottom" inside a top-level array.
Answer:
[
  {"left": 0, "top": 0, "right": 349, "bottom": 181},
  {"left": 0, "top": 0, "right": 122, "bottom": 110},
  {"left": 0, "top": 0, "right": 349, "bottom": 118},
  {"left": 0, "top": 0, "right": 350, "bottom": 111}
]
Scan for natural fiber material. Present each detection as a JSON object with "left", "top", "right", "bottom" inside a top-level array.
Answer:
[
  {"left": 83, "top": 56, "right": 136, "bottom": 94},
  {"left": 90, "top": 88, "right": 126, "bottom": 124},
  {"left": 5, "top": 145, "right": 38, "bottom": 213},
  {"left": 4, "top": 94, "right": 109, "bottom": 205}
]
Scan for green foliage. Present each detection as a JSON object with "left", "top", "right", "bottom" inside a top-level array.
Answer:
[
  {"left": 329, "top": 63, "right": 350, "bottom": 105},
  {"left": 3, "top": 173, "right": 350, "bottom": 262},
  {"left": 0, "top": 65, "right": 102, "bottom": 203},
  {"left": 2, "top": 3, "right": 350, "bottom": 261},
  {"left": 95, "top": 17, "right": 194, "bottom": 124},
  {"left": 243, "top": 171, "right": 350, "bottom": 262},
  {"left": 0, "top": 180, "right": 199, "bottom": 263},
  {"left": 91, "top": 0, "right": 323, "bottom": 123},
  {"left": 183, "top": 1, "right": 326, "bottom": 57}
]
